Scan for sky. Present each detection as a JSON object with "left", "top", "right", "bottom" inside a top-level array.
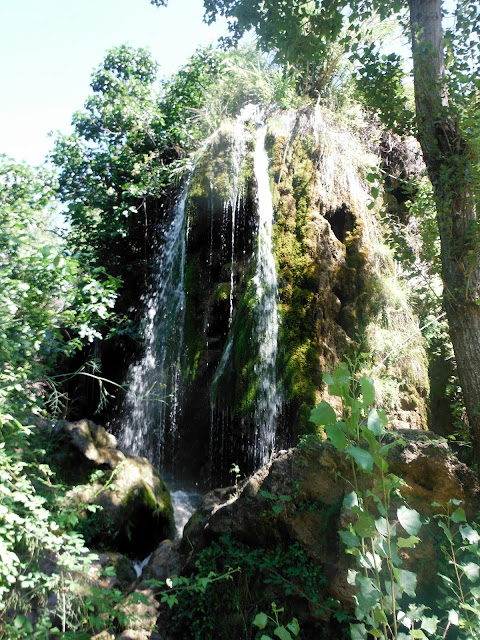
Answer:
[{"left": 0, "top": 0, "right": 227, "bottom": 166}]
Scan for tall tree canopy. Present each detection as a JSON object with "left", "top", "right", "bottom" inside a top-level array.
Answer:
[
  {"left": 151, "top": 0, "right": 480, "bottom": 463},
  {"left": 52, "top": 44, "right": 222, "bottom": 286}
]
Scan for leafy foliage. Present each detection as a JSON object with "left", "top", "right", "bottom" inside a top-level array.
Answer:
[
  {"left": 150, "top": 536, "right": 340, "bottom": 639},
  {"left": 52, "top": 45, "right": 223, "bottom": 285},
  {"left": 0, "top": 415, "right": 125, "bottom": 638},
  {"left": 311, "top": 358, "right": 480, "bottom": 639},
  {"left": 0, "top": 156, "right": 119, "bottom": 418}
]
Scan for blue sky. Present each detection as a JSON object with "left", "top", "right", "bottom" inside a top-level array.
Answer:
[{"left": 0, "top": 0, "right": 227, "bottom": 166}]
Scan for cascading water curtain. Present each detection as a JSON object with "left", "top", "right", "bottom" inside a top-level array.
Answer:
[
  {"left": 118, "top": 185, "right": 189, "bottom": 470},
  {"left": 252, "top": 121, "right": 281, "bottom": 467},
  {"left": 210, "top": 108, "right": 282, "bottom": 478}
]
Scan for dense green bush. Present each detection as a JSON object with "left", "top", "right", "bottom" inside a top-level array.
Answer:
[{"left": 152, "top": 535, "right": 347, "bottom": 639}]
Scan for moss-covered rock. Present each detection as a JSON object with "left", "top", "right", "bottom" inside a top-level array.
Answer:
[
  {"left": 71, "top": 456, "right": 175, "bottom": 559},
  {"left": 45, "top": 419, "right": 175, "bottom": 559},
  {"left": 136, "top": 104, "right": 431, "bottom": 482}
]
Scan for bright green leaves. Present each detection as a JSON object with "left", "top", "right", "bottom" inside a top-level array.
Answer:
[
  {"left": 394, "top": 569, "right": 417, "bottom": 598},
  {"left": 0, "top": 157, "right": 120, "bottom": 418},
  {"left": 324, "top": 359, "right": 430, "bottom": 637},
  {"left": 309, "top": 401, "right": 336, "bottom": 427},
  {"left": 397, "top": 506, "right": 422, "bottom": 536},
  {"left": 451, "top": 507, "right": 467, "bottom": 524},
  {"left": 353, "top": 513, "right": 377, "bottom": 538},
  {"left": 360, "top": 376, "right": 375, "bottom": 406},
  {"left": 252, "top": 603, "right": 299, "bottom": 639},
  {"left": 253, "top": 612, "right": 269, "bottom": 629},
  {"left": 325, "top": 423, "right": 347, "bottom": 450},
  {"left": 367, "top": 408, "right": 387, "bottom": 437},
  {"left": 345, "top": 445, "right": 374, "bottom": 472}
]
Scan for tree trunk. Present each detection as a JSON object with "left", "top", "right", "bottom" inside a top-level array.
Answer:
[{"left": 408, "top": 0, "right": 480, "bottom": 463}]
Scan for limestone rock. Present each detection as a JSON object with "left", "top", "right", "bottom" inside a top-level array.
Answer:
[
  {"left": 43, "top": 418, "right": 175, "bottom": 558},
  {"left": 119, "top": 588, "right": 159, "bottom": 635},
  {"left": 71, "top": 456, "right": 175, "bottom": 558},
  {"left": 176, "top": 434, "right": 480, "bottom": 630},
  {"left": 140, "top": 539, "right": 185, "bottom": 584},
  {"left": 48, "top": 419, "right": 125, "bottom": 484}
]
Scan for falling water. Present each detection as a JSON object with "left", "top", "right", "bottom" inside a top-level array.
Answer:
[
  {"left": 118, "top": 185, "right": 189, "bottom": 469},
  {"left": 227, "top": 116, "right": 246, "bottom": 326},
  {"left": 209, "top": 110, "right": 281, "bottom": 476},
  {"left": 252, "top": 121, "right": 281, "bottom": 466}
]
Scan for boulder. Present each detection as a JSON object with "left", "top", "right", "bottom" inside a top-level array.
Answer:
[
  {"left": 43, "top": 419, "right": 175, "bottom": 558},
  {"left": 50, "top": 419, "right": 125, "bottom": 484},
  {"left": 70, "top": 455, "right": 175, "bottom": 558},
  {"left": 169, "top": 433, "right": 480, "bottom": 633}
]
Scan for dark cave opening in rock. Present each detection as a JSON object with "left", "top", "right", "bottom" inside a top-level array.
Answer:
[{"left": 326, "top": 203, "right": 355, "bottom": 243}]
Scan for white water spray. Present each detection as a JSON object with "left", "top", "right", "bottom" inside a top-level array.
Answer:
[
  {"left": 252, "top": 121, "right": 281, "bottom": 466},
  {"left": 118, "top": 185, "right": 189, "bottom": 468}
]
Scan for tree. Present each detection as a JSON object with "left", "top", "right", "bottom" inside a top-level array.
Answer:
[
  {"left": 53, "top": 44, "right": 222, "bottom": 285},
  {"left": 0, "top": 156, "right": 119, "bottom": 418},
  {"left": 152, "top": 0, "right": 480, "bottom": 463}
]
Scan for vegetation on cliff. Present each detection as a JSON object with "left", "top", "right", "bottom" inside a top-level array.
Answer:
[{"left": 2, "top": 0, "right": 480, "bottom": 635}]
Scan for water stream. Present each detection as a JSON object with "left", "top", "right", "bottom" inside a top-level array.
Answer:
[
  {"left": 252, "top": 121, "right": 281, "bottom": 466},
  {"left": 118, "top": 185, "right": 189, "bottom": 469}
]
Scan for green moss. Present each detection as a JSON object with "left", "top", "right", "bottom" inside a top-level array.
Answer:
[
  {"left": 269, "top": 133, "right": 323, "bottom": 434},
  {"left": 213, "top": 282, "right": 231, "bottom": 302},
  {"left": 183, "top": 257, "right": 207, "bottom": 382},
  {"left": 211, "top": 268, "right": 261, "bottom": 415}
]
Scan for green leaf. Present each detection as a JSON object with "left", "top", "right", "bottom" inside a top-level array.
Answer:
[
  {"left": 459, "top": 524, "right": 480, "bottom": 544},
  {"left": 373, "top": 608, "right": 388, "bottom": 625},
  {"left": 272, "top": 504, "right": 283, "bottom": 515},
  {"left": 350, "top": 623, "right": 367, "bottom": 639},
  {"left": 438, "top": 521, "right": 453, "bottom": 542},
  {"left": 370, "top": 186, "right": 379, "bottom": 199},
  {"left": 325, "top": 423, "right": 347, "bottom": 450},
  {"left": 339, "top": 529, "right": 360, "bottom": 548},
  {"left": 346, "top": 445, "right": 374, "bottom": 472},
  {"left": 361, "top": 426, "right": 380, "bottom": 453},
  {"left": 420, "top": 615, "right": 438, "bottom": 634},
  {"left": 395, "top": 569, "right": 417, "bottom": 598},
  {"left": 274, "top": 627, "right": 292, "bottom": 640},
  {"left": 343, "top": 491, "right": 359, "bottom": 510},
  {"left": 397, "top": 535, "right": 420, "bottom": 549},
  {"left": 397, "top": 506, "right": 422, "bottom": 535},
  {"left": 451, "top": 507, "right": 467, "bottom": 523},
  {"left": 309, "top": 401, "right": 337, "bottom": 426},
  {"left": 410, "top": 630, "right": 426, "bottom": 639},
  {"left": 448, "top": 609, "right": 459, "bottom": 626},
  {"left": 461, "top": 562, "right": 480, "bottom": 582},
  {"left": 372, "top": 452, "right": 388, "bottom": 472},
  {"left": 259, "top": 490, "right": 277, "bottom": 501},
  {"left": 253, "top": 612, "right": 268, "bottom": 629},
  {"left": 354, "top": 513, "right": 377, "bottom": 538},
  {"left": 366, "top": 172, "right": 377, "bottom": 183},
  {"left": 287, "top": 618, "right": 300, "bottom": 636},
  {"left": 360, "top": 376, "right": 375, "bottom": 406},
  {"left": 367, "top": 409, "right": 386, "bottom": 436}
]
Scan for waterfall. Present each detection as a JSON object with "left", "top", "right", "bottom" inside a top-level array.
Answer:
[
  {"left": 210, "top": 110, "right": 281, "bottom": 475},
  {"left": 227, "top": 115, "right": 246, "bottom": 326},
  {"left": 118, "top": 107, "right": 280, "bottom": 483},
  {"left": 118, "top": 185, "right": 189, "bottom": 469},
  {"left": 252, "top": 122, "right": 281, "bottom": 466}
]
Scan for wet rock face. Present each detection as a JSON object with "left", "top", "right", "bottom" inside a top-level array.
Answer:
[
  {"left": 45, "top": 419, "right": 175, "bottom": 558},
  {"left": 110, "top": 105, "right": 430, "bottom": 486}
]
